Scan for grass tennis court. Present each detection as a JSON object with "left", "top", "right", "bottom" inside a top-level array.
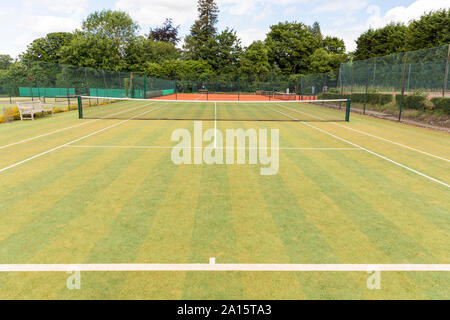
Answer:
[{"left": 0, "top": 99, "right": 449, "bottom": 299}]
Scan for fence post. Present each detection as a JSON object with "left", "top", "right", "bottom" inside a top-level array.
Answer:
[
  {"left": 372, "top": 57, "right": 377, "bottom": 87},
  {"left": 364, "top": 65, "right": 370, "bottom": 114},
  {"left": 8, "top": 76, "right": 12, "bottom": 104},
  {"left": 443, "top": 44, "right": 450, "bottom": 98},
  {"left": 144, "top": 72, "right": 147, "bottom": 99},
  {"left": 238, "top": 75, "right": 240, "bottom": 101},
  {"left": 350, "top": 62, "right": 354, "bottom": 96},
  {"left": 398, "top": 52, "right": 408, "bottom": 122},
  {"left": 406, "top": 64, "right": 411, "bottom": 94}
]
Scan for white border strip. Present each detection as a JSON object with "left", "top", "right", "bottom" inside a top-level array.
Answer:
[
  {"left": 266, "top": 105, "right": 449, "bottom": 188},
  {"left": 0, "top": 263, "right": 448, "bottom": 272},
  {"left": 65, "top": 145, "right": 361, "bottom": 151}
]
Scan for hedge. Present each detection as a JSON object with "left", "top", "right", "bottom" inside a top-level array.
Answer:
[
  {"left": 430, "top": 97, "right": 450, "bottom": 114},
  {"left": 395, "top": 94, "right": 426, "bottom": 109}
]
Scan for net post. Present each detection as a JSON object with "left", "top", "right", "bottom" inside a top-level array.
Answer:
[
  {"left": 345, "top": 98, "right": 351, "bottom": 122},
  {"left": 77, "top": 96, "right": 83, "bottom": 119}
]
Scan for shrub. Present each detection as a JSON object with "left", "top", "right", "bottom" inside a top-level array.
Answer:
[
  {"left": 396, "top": 93, "right": 426, "bottom": 109},
  {"left": 431, "top": 97, "right": 450, "bottom": 115},
  {"left": 3, "top": 107, "right": 20, "bottom": 121},
  {"left": 327, "top": 88, "right": 340, "bottom": 94}
]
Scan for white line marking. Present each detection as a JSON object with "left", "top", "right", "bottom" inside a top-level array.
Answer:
[
  {"left": 0, "top": 263, "right": 448, "bottom": 272},
  {"left": 277, "top": 103, "right": 450, "bottom": 162},
  {"left": 214, "top": 101, "right": 217, "bottom": 149},
  {"left": 65, "top": 145, "right": 361, "bottom": 151},
  {"left": 334, "top": 124, "right": 450, "bottom": 162},
  {"left": 0, "top": 101, "right": 150, "bottom": 150},
  {"left": 0, "top": 103, "right": 165, "bottom": 174},
  {"left": 0, "top": 121, "right": 96, "bottom": 150},
  {"left": 264, "top": 105, "right": 450, "bottom": 188}
]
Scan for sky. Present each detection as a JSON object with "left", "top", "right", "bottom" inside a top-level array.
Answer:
[{"left": 0, "top": 0, "right": 449, "bottom": 58}]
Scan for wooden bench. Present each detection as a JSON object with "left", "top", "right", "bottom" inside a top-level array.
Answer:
[{"left": 16, "top": 100, "right": 54, "bottom": 120}]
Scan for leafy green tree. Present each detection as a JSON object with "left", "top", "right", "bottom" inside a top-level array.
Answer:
[
  {"left": 309, "top": 48, "right": 344, "bottom": 73},
  {"left": 60, "top": 10, "right": 140, "bottom": 70},
  {"left": 406, "top": 9, "right": 450, "bottom": 50},
  {"left": 125, "top": 36, "right": 180, "bottom": 71},
  {"left": 144, "top": 59, "right": 212, "bottom": 78},
  {"left": 310, "top": 21, "right": 323, "bottom": 42},
  {"left": 0, "top": 54, "right": 13, "bottom": 70},
  {"left": 82, "top": 10, "right": 138, "bottom": 43},
  {"left": 353, "top": 23, "right": 409, "bottom": 60},
  {"left": 21, "top": 33, "right": 73, "bottom": 63},
  {"left": 209, "top": 28, "right": 242, "bottom": 74},
  {"left": 183, "top": 0, "right": 219, "bottom": 60},
  {"left": 323, "top": 36, "right": 346, "bottom": 54},
  {"left": 59, "top": 32, "right": 125, "bottom": 70},
  {"left": 265, "top": 21, "right": 319, "bottom": 74},
  {"left": 240, "top": 41, "right": 270, "bottom": 77}
]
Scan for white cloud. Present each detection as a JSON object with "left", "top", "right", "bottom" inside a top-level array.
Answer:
[
  {"left": 325, "top": 0, "right": 450, "bottom": 52},
  {"left": 114, "top": 0, "right": 197, "bottom": 30},
  {"left": 23, "top": 0, "right": 89, "bottom": 16},
  {"left": 366, "top": 0, "right": 450, "bottom": 28},
  {"left": 237, "top": 28, "right": 269, "bottom": 46},
  {"left": 313, "top": 0, "right": 369, "bottom": 13}
]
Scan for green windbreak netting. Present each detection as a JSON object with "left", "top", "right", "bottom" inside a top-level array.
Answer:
[
  {"left": 336, "top": 44, "right": 450, "bottom": 121},
  {"left": 19, "top": 87, "right": 75, "bottom": 97},
  {"left": 0, "top": 44, "right": 448, "bottom": 121}
]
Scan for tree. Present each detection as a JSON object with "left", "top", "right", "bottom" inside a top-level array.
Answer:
[
  {"left": 183, "top": 0, "right": 219, "bottom": 60},
  {"left": 149, "top": 18, "right": 180, "bottom": 44},
  {"left": 323, "top": 36, "right": 346, "bottom": 54},
  {"left": 353, "top": 23, "right": 408, "bottom": 60},
  {"left": 265, "top": 21, "right": 320, "bottom": 74},
  {"left": 59, "top": 10, "right": 140, "bottom": 70},
  {"left": 59, "top": 32, "right": 125, "bottom": 70},
  {"left": 144, "top": 59, "right": 212, "bottom": 78},
  {"left": 309, "top": 48, "right": 338, "bottom": 73},
  {"left": 407, "top": 9, "right": 450, "bottom": 51},
  {"left": 125, "top": 36, "right": 180, "bottom": 71},
  {"left": 209, "top": 28, "right": 242, "bottom": 74},
  {"left": 311, "top": 21, "right": 323, "bottom": 42},
  {"left": 0, "top": 54, "right": 13, "bottom": 70},
  {"left": 240, "top": 41, "right": 270, "bottom": 77},
  {"left": 82, "top": 10, "right": 138, "bottom": 43},
  {"left": 21, "top": 32, "right": 73, "bottom": 63}
]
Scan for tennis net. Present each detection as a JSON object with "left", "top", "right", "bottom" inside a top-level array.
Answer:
[{"left": 78, "top": 96, "right": 351, "bottom": 122}]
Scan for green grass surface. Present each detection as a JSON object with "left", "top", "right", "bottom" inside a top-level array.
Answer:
[{"left": 0, "top": 101, "right": 449, "bottom": 299}]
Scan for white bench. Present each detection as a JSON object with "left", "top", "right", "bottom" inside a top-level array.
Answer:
[{"left": 16, "top": 100, "right": 54, "bottom": 120}]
